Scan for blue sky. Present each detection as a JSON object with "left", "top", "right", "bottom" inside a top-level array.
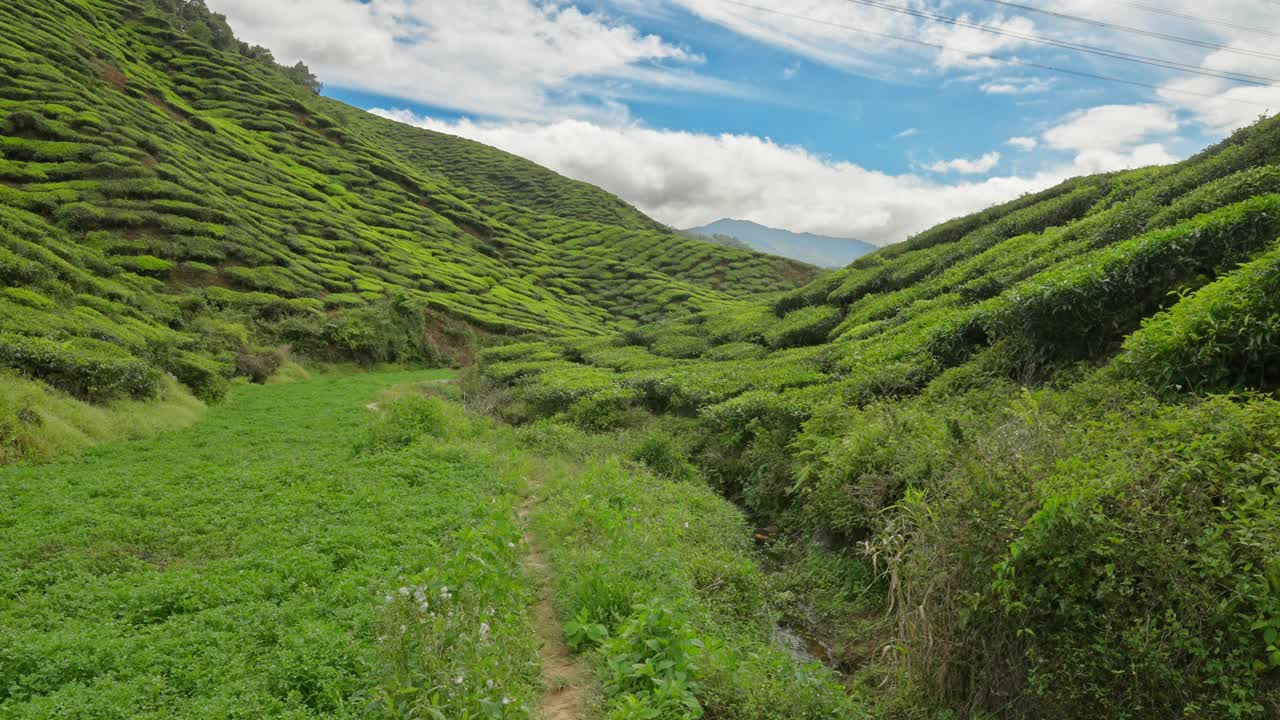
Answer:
[{"left": 211, "top": 0, "right": 1280, "bottom": 244}]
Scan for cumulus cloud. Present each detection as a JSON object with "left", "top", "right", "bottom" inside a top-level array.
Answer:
[
  {"left": 372, "top": 109, "right": 1086, "bottom": 246},
  {"left": 1038, "top": 103, "right": 1180, "bottom": 174},
  {"left": 1043, "top": 104, "right": 1179, "bottom": 152},
  {"left": 207, "top": 0, "right": 730, "bottom": 121},
  {"left": 1007, "top": 136, "right": 1038, "bottom": 151},
  {"left": 921, "top": 152, "right": 1002, "bottom": 174}
]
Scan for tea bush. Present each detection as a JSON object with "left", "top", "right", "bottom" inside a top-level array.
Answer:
[
  {"left": 1119, "top": 241, "right": 1280, "bottom": 393},
  {"left": 0, "top": 332, "right": 161, "bottom": 401}
]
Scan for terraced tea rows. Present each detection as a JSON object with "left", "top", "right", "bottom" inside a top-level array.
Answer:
[{"left": 0, "top": 0, "right": 819, "bottom": 415}]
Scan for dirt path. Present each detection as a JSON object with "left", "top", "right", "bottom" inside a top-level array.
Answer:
[{"left": 520, "top": 492, "right": 592, "bottom": 720}]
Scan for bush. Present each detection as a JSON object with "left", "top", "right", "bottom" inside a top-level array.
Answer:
[
  {"left": 355, "top": 395, "right": 449, "bottom": 454},
  {"left": 0, "top": 333, "right": 162, "bottom": 402},
  {"left": 168, "top": 349, "right": 231, "bottom": 401},
  {"left": 651, "top": 333, "right": 711, "bottom": 359},
  {"left": 564, "top": 386, "right": 638, "bottom": 432},
  {"left": 630, "top": 431, "right": 699, "bottom": 482},
  {"left": 236, "top": 346, "right": 287, "bottom": 384},
  {"left": 1119, "top": 241, "right": 1280, "bottom": 394},
  {"left": 764, "top": 305, "right": 843, "bottom": 349},
  {"left": 886, "top": 389, "right": 1280, "bottom": 720},
  {"left": 984, "top": 194, "right": 1280, "bottom": 368}
]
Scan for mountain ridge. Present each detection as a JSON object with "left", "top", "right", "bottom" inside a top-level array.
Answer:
[{"left": 683, "top": 217, "right": 877, "bottom": 267}]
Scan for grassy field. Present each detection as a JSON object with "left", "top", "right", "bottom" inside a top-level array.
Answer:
[
  {"left": 0, "top": 370, "right": 547, "bottom": 718},
  {"left": 1, "top": 371, "right": 862, "bottom": 719}
]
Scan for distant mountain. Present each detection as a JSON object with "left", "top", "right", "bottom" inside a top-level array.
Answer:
[{"left": 682, "top": 219, "right": 877, "bottom": 268}]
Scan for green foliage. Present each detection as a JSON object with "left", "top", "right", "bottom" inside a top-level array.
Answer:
[
  {"left": 534, "top": 457, "right": 862, "bottom": 720},
  {"left": 630, "top": 431, "right": 699, "bottom": 482},
  {"left": 1119, "top": 241, "right": 1280, "bottom": 393},
  {"left": 0, "top": 0, "right": 816, "bottom": 411},
  {"left": 564, "top": 385, "right": 640, "bottom": 432},
  {"left": 355, "top": 394, "right": 451, "bottom": 454},
  {"left": 763, "top": 305, "right": 842, "bottom": 349},
  {"left": 984, "top": 194, "right": 1280, "bottom": 368},
  {"left": 0, "top": 370, "right": 544, "bottom": 718},
  {"left": 0, "top": 333, "right": 162, "bottom": 401}
]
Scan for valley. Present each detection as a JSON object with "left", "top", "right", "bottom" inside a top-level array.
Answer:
[{"left": 2, "top": 1, "right": 1280, "bottom": 719}]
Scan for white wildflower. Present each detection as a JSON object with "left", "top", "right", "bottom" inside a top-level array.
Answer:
[
  {"left": 398, "top": 586, "right": 410, "bottom": 597},
  {"left": 479, "top": 622, "right": 491, "bottom": 639}
]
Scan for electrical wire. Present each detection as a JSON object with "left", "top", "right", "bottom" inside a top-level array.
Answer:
[
  {"left": 973, "top": 0, "right": 1280, "bottom": 62},
  {"left": 1116, "top": 1, "right": 1276, "bottom": 36},
  {"left": 717, "top": 0, "right": 1277, "bottom": 110},
  {"left": 836, "top": 0, "right": 1280, "bottom": 84}
]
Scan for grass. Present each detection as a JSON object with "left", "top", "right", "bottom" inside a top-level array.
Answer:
[
  {"left": 0, "top": 370, "right": 205, "bottom": 465},
  {"left": 0, "top": 370, "right": 543, "bottom": 718}
]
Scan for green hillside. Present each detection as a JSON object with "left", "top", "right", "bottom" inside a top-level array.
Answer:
[
  {"left": 0, "top": 0, "right": 818, "bottom": 418},
  {"left": 488, "top": 114, "right": 1280, "bottom": 717},
  {"left": 6, "top": 1, "right": 1280, "bottom": 718}
]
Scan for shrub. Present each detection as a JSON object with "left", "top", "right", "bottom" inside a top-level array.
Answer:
[
  {"left": 236, "top": 346, "right": 287, "bottom": 384},
  {"left": 630, "top": 431, "right": 699, "bottom": 482},
  {"left": 355, "top": 395, "right": 449, "bottom": 454},
  {"left": 564, "top": 386, "right": 639, "bottom": 432},
  {"left": 1118, "top": 241, "right": 1280, "bottom": 394},
  {"left": 886, "top": 389, "right": 1280, "bottom": 720},
  {"left": 763, "top": 305, "right": 842, "bottom": 348},
  {"left": 651, "top": 333, "right": 711, "bottom": 359},
  {"left": 983, "top": 194, "right": 1280, "bottom": 368},
  {"left": 702, "top": 342, "right": 767, "bottom": 361},
  {"left": 168, "top": 349, "right": 231, "bottom": 401},
  {"left": 0, "top": 333, "right": 162, "bottom": 402}
]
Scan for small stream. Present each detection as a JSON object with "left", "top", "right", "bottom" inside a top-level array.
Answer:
[{"left": 774, "top": 623, "right": 835, "bottom": 665}]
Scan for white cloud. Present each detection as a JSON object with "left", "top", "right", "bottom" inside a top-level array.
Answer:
[
  {"left": 1042, "top": 104, "right": 1179, "bottom": 153},
  {"left": 373, "top": 109, "right": 1079, "bottom": 246},
  {"left": 896, "top": 127, "right": 920, "bottom": 138},
  {"left": 1037, "top": 103, "right": 1181, "bottom": 174},
  {"left": 921, "top": 152, "right": 1002, "bottom": 175},
  {"left": 981, "top": 77, "right": 1053, "bottom": 95},
  {"left": 207, "top": 0, "right": 731, "bottom": 122},
  {"left": 1007, "top": 136, "right": 1038, "bottom": 151}
]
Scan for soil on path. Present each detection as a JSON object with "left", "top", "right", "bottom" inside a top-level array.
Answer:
[{"left": 520, "top": 491, "right": 592, "bottom": 720}]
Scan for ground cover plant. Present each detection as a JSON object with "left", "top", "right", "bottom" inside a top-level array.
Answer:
[{"left": 0, "top": 370, "right": 547, "bottom": 719}]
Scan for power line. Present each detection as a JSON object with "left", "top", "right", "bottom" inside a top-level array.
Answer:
[
  {"left": 1116, "top": 1, "right": 1276, "bottom": 36},
  {"left": 717, "top": 0, "right": 1276, "bottom": 110},
  {"left": 833, "top": 0, "right": 1279, "bottom": 86},
  {"left": 974, "top": 0, "right": 1280, "bottom": 62}
]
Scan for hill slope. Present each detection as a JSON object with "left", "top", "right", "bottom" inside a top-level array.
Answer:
[
  {"left": 684, "top": 218, "right": 877, "bottom": 267},
  {"left": 0, "top": 0, "right": 820, "bottom": 412},
  {"left": 488, "top": 113, "right": 1280, "bottom": 718}
]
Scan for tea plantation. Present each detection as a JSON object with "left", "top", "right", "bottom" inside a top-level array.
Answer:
[
  {"left": 0, "top": 0, "right": 818, "bottom": 422},
  {"left": 490, "top": 112, "right": 1280, "bottom": 718},
  {"left": 4, "top": 0, "right": 1280, "bottom": 718}
]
